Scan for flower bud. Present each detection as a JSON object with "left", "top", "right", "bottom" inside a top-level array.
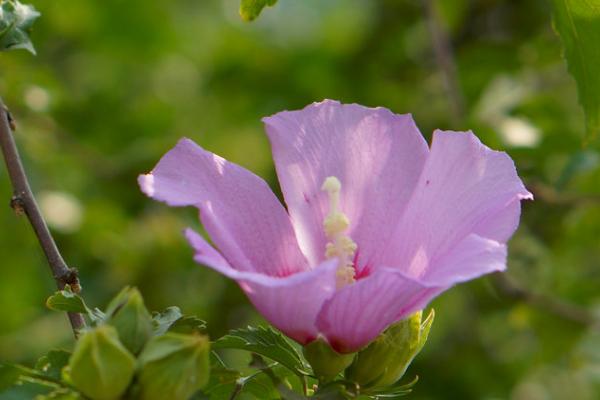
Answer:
[
  {"left": 345, "top": 309, "right": 434, "bottom": 389},
  {"left": 137, "top": 332, "right": 210, "bottom": 400},
  {"left": 69, "top": 325, "right": 136, "bottom": 400},
  {"left": 105, "top": 287, "right": 153, "bottom": 354},
  {"left": 303, "top": 337, "right": 355, "bottom": 382}
]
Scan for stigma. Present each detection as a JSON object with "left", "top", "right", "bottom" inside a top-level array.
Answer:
[{"left": 321, "top": 176, "right": 357, "bottom": 288}]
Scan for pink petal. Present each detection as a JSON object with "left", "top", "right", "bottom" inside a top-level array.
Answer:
[
  {"left": 315, "top": 268, "right": 444, "bottom": 353},
  {"left": 139, "top": 138, "right": 308, "bottom": 277},
  {"left": 381, "top": 130, "right": 532, "bottom": 285},
  {"left": 185, "top": 229, "right": 339, "bottom": 344},
  {"left": 263, "top": 100, "right": 428, "bottom": 271}
]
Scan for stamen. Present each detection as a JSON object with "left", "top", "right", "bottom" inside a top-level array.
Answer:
[{"left": 321, "top": 176, "right": 357, "bottom": 288}]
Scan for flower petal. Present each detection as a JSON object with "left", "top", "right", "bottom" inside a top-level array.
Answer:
[
  {"left": 185, "top": 229, "right": 338, "bottom": 344},
  {"left": 381, "top": 130, "right": 532, "bottom": 285},
  {"left": 263, "top": 100, "right": 429, "bottom": 271},
  {"left": 139, "top": 138, "right": 308, "bottom": 277},
  {"left": 315, "top": 267, "right": 444, "bottom": 353}
]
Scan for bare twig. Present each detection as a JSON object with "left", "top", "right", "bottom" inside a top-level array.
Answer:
[
  {"left": 0, "top": 100, "right": 85, "bottom": 337},
  {"left": 492, "top": 273, "right": 598, "bottom": 327},
  {"left": 423, "top": 0, "right": 465, "bottom": 125}
]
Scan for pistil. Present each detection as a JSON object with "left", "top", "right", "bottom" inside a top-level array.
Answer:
[{"left": 321, "top": 176, "right": 357, "bottom": 288}]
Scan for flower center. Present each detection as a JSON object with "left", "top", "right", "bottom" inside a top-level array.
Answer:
[{"left": 321, "top": 176, "right": 357, "bottom": 289}]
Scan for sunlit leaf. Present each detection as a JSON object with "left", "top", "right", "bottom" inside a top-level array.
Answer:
[
  {"left": 45, "top": 286, "right": 104, "bottom": 324},
  {"left": 0, "top": 0, "right": 40, "bottom": 54},
  {"left": 152, "top": 306, "right": 183, "bottom": 335},
  {"left": 35, "top": 350, "right": 71, "bottom": 382},
  {"left": 239, "top": 0, "right": 277, "bottom": 21},
  {"left": 552, "top": 0, "right": 600, "bottom": 143}
]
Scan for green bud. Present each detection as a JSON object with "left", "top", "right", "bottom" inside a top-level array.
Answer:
[
  {"left": 105, "top": 287, "right": 153, "bottom": 354},
  {"left": 345, "top": 309, "right": 434, "bottom": 389},
  {"left": 303, "top": 337, "right": 355, "bottom": 383},
  {"left": 137, "top": 332, "right": 210, "bottom": 400},
  {"left": 69, "top": 325, "right": 136, "bottom": 400}
]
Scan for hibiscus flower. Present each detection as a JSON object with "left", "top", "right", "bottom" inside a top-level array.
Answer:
[{"left": 139, "top": 100, "right": 532, "bottom": 353}]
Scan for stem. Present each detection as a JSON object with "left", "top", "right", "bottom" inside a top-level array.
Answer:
[
  {"left": 423, "top": 0, "right": 465, "bottom": 126},
  {"left": 0, "top": 100, "right": 85, "bottom": 337}
]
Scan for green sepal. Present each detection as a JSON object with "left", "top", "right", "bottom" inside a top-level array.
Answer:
[
  {"left": 345, "top": 309, "right": 434, "bottom": 389},
  {"left": 303, "top": 338, "right": 355, "bottom": 383}
]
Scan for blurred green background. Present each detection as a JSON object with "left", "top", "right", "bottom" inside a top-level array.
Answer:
[{"left": 1, "top": 0, "right": 599, "bottom": 398}]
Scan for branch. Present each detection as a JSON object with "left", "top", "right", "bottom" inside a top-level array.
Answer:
[
  {"left": 0, "top": 100, "right": 85, "bottom": 337},
  {"left": 423, "top": 0, "right": 465, "bottom": 125},
  {"left": 492, "top": 273, "right": 598, "bottom": 328}
]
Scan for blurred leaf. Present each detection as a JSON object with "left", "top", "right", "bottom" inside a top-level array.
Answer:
[
  {"left": 239, "top": 0, "right": 277, "bottom": 21},
  {"left": 214, "top": 326, "right": 310, "bottom": 377},
  {"left": 153, "top": 306, "right": 183, "bottom": 335},
  {"left": 0, "top": 0, "right": 40, "bottom": 54},
  {"left": 0, "top": 365, "right": 21, "bottom": 391},
  {"left": 35, "top": 350, "right": 71, "bottom": 382},
  {"left": 197, "top": 354, "right": 241, "bottom": 400},
  {"left": 46, "top": 286, "right": 104, "bottom": 323},
  {"left": 0, "top": 363, "right": 78, "bottom": 400},
  {"left": 168, "top": 315, "right": 207, "bottom": 335},
  {"left": 552, "top": 0, "right": 600, "bottom": 142}
]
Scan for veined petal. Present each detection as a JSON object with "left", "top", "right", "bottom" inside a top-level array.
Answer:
[
  {"left": 315, "top": 267, "right": 444, "bottom": 353},
  {"left": 381, "top": 130, "right": 532, "bottom": 285},
  {"left": 185, "top": 229, "right": 338, "bottom": 344},
  {"left": 263, "top": 100, "right": 429, "bottom": 271},
  {"left": 139, "top": 138, "right": 308, "bottom": 277}
]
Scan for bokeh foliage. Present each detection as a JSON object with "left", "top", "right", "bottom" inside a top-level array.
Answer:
[{"left": 0, "top": 0, "right": 599, "bottom": 399}]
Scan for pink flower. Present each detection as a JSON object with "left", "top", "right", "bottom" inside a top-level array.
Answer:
[{"left": 139, "top": 100, "right": 532, "bottom": 353}]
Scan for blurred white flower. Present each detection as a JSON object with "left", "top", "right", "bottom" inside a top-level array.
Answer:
[{"left": 39, "top": 191, "right": 83, "bottom": 233}]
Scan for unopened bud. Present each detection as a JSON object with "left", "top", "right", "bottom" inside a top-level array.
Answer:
[
  {"left": 69, "top": 325, "right": 136, "bottom": 400},
  {"left": 345, "top": 309, "right": 434, "bottom": 389},
  {"left": 303, "top": 337, "right": 355, "bottom": 383},
  {"left": 137, "top": 332, "right": 210, "bottom": 400},
  {"left": 106, "top": 287, "right": 153, "bottom": 354}
]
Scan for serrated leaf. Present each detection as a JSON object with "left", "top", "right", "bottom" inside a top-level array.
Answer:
[
  {"left": 213, "top": 326, "right": 310, "bottom": 376},
  {"left": 35, "top": 350, "right": 71, "bottom": 382},
  {"left": 0, "top": 0, "right": 40, "bottom": 54},
  {"left": 239, "top": 0, "right": 277, "bottom": 21},
  {"left": 152, "top": 306, "right": 183, "bottom": 335},
  {"left": 168, "top": 315, "right": 207, "bottom": 335},
  {"left": 195, "top": 353, "right": 241, "bottom": 400},
  {"left": 552, "top": 0, "right": 600, "bottom": 143}
]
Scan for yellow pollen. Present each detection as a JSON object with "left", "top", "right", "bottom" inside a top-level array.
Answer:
[{"left": 321, "top": 176, "right": 357, "bottom": 288}]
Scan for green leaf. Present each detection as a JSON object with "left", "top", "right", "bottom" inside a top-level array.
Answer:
[
  {"left": 152, "top": 306, "right": 183, "bottom": 335},
  {"left": 46, "top": 286, "right": 89, "bottom": 314},
  {"left": 0, "top": 0, "right": 40, "bottom": 54},
  {"left": 239, "top": 0, "right": 277, "bottom": 22},
  {"left": 552, "top": 0, "right": 600, "bottom": 143},
  {"left": 152, "top": 306, "right": 206, "bottom": 336},
  {"left": 35, "top": 350, "right": 71, "bottom": 382},
  {"left": 213, "top": 326, "right": 310, "bottom": 377},
  {"left": 168, "top": 315, "right": 207, "bottom": 335}
]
